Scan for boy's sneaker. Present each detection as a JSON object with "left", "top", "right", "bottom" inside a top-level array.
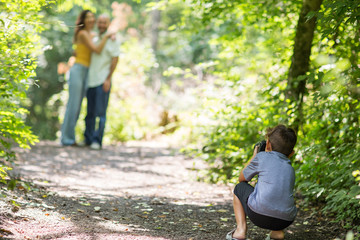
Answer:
[{"left": 90, "top": 142, "right": 101, "bottom": 150}]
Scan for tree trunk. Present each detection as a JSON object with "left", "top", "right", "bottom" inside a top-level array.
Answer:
[
  {"left": 149, "top": 4, "right": 162, "bottom": 92},
  {"left": 150, "top": 7, "right": 161, "bottom": 51},
  {"left": 286, "top": 0, "right": 323, "bottom": 131}
]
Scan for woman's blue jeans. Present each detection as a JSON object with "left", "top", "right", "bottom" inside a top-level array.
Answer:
[{"left": 61, "top": 63, "right": 88, "bottom": 145}]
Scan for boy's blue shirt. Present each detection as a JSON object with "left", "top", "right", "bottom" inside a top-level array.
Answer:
[{"left": 243, "top": 151, "right": 297, "bottom": 221}]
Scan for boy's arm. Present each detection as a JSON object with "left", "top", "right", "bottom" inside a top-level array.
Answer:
[
  {"left": 239, "top": 170, "right": 247, "bottom": 182},
  {"left": 239, "top": 146, "right": 259, "bottom": 182}
]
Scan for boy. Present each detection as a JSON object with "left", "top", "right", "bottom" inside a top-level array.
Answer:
[{"left": 226, "top": 125, "right": 297, "bottom": 240}]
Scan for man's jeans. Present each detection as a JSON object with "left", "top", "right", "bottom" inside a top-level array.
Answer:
[
  {"left": 61, "top": 63, "right": 88, "bottom": 146},
  {"left": 84, "top": 84, "right": 110, "bottom": 146}
]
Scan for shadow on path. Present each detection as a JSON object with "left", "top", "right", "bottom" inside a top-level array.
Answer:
[{"left": 0, "top": 141, "right": 347, "bottom": 240}]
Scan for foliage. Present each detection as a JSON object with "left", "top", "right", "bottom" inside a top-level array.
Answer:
[
  {"left": 27, "top": 0, "right": 205, "bottom": 140},
  {"left": 182, "top": 0, "right": 298, "bottom": 180},
  {"left": 296, "top": 144, "right": 360, "bottom": 229},
  {"left": 5, "top": 0, "right": 358, "bottom": 231},
  {"left": 25, "top": 5, "right": 78, "bottom": 140},
  {"left": 105, "top": 37, "right": 159, "bottom": 142},
  {"left": 295, "top": 56, "right": 360, "bottom": 230},
  {"left": 0, "top": 0, "right": 53, "bottom": 185},
  {"left": 181, "top": 0, "right": 360, "bottom": 231}
]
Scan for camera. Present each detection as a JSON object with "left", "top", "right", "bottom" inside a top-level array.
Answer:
[{"left": 254, "top": 140, "right": 266, "bottom": 153}]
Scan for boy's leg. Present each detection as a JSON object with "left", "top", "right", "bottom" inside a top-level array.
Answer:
[
  {"left": 231, "top": 182, "right": 254, "bottom": 239},
  {"left": 233, "top": 193, "right": 247, "bottom": 239}
]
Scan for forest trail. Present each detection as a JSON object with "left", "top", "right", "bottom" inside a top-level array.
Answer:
[{"left": 0, "top": 140, "right": 346, "bottom": 240}]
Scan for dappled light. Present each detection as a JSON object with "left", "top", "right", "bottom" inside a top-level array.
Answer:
[
  {"left": 1, "top": 0, "right": 359, "bottom": 239},
  {"left": 0, "top": 141, "right": 347, "bottom": 239}
]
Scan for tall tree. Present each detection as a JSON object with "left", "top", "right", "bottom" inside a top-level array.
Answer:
[
  {"left": 149, "top": 1, "right": 161, "bottom": 52},
  {"left": 286, "top": 0, "right": 323, "bottom": 131}
]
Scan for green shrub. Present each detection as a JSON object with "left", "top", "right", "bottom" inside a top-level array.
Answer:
[{"left": 0, "top": 0, "right": 53, "bottom": 184}]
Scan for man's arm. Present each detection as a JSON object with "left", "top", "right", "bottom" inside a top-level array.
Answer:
[
  {"left": 238, "top": 146, "right": 258, "bottom": 182},
  {"left": 103, "top": 56, "right": 119, "bottom": 92}
]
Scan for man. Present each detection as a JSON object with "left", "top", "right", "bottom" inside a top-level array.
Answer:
[{"left": 84, "top": 14, "right": 120, "bottom": 150}]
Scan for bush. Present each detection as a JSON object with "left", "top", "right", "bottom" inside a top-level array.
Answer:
[{"left": 0, "top": 0, "right": 52, "bottom": 185}]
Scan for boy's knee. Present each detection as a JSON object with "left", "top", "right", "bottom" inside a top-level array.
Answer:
[{"left": 234, "top": 181, "right": 253, "bottom": 198}]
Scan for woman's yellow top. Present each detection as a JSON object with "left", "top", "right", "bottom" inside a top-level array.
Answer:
[{"left": 75, "top": 43, "right": 91, "bottom": 67}]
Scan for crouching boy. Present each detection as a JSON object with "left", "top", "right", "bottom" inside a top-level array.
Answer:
[{"left": 226, "top": 125, "right": 297, "bottom": 240}]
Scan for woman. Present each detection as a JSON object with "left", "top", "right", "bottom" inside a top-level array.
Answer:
[{"left": 61, "top": 10, "right": 113, "bottom": 146}]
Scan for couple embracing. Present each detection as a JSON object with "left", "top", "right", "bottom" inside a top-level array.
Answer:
[{"left": 61, "top": 10, "right": 121, "bottom": 150}]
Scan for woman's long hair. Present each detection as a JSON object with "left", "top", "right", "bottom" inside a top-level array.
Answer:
[{"left": 73, "top": 10, "right": 92, "bottom": 43}]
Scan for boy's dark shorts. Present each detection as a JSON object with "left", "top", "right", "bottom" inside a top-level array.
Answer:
[
  {"left": 233, "top": 181, "right": 253, "bottom": 216},
  {"left": 234, "top": 182, "right": 294, "bottom": 231}
]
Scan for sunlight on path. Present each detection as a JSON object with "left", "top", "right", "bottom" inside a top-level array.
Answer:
[
  {"left": 16, "top": 140, "right": 230, "bottom": 204},
  {"left": 1, "top": 140, "right": 233, "bottom": 240}
]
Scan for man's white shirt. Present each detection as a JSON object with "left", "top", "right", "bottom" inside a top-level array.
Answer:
[{"left": 88, "top": 34, "right": 121, "bottom": 88}]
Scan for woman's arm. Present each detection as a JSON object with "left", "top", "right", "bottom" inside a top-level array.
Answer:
[{"left": 77, "top": 30, "right": 109, "bottom": 54}]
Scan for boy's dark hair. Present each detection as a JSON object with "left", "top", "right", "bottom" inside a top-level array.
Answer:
[{"left": 266, "top": 125, "right": 297, "bottom": 156}]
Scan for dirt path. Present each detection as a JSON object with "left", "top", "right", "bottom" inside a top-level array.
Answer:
[{"left": 0, "top": 140, "right": 348, "bottom": 240}]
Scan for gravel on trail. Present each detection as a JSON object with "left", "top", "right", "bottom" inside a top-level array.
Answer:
[{"left": 0, "top": 140, "right": 349, "bottom": 240}]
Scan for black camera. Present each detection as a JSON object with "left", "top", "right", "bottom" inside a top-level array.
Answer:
[{"left": 254, "top": 140, "right": 266, "bottom": 153}]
